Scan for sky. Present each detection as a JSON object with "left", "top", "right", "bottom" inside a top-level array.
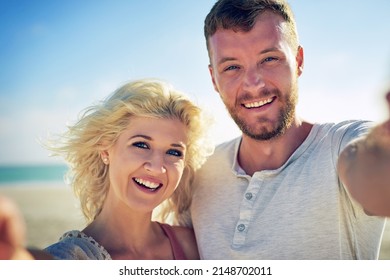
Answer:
[{"left": 0, "top": 0, "right": 389, "bottom": 165}]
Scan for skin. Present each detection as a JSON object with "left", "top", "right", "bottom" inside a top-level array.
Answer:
[
  {"left": 0, "top": 195, "right": 33, "bottom": 260},
  {"left": 338, "top": 92, "right": 390, "bottom": 216},
  {"left": 208, "top": 11, "right": 311, "bottom": 175},
  {"left": 83, "top": 116, "right": 199, "bottom": 259}
]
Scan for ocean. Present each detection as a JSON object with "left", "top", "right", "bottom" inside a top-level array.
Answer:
[{"left": 0, "top": 164, "right": 69, "bottom": 186}]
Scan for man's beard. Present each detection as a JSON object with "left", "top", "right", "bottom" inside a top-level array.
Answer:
[{"left": 226, "top": 86, "right": 298, "bottom": 141}]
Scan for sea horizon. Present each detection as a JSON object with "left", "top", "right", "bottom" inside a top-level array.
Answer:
[{"left": 0, "top": 163, "right": 69, "bottom": 187}]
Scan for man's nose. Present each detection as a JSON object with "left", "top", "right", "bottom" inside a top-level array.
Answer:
[{"left": 243, "top": 66, "right": 265, "bottom": 90}]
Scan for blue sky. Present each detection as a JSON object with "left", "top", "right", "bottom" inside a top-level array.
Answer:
[{"left": 0, "top": 0, "right": 389, "bottom": 165}]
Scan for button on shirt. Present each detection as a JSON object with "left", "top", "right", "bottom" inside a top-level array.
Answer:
[{"left": 232, "top": 167, "right": 279, "bottom": 248}]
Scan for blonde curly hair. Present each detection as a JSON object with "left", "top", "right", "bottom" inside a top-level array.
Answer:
[{"left": 48, "top": 79, "right": 214, "bottom": 224}]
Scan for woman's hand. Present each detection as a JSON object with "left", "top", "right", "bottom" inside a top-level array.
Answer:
[{"left": 0, "top": 195, "right": 34, "bottom": 260}]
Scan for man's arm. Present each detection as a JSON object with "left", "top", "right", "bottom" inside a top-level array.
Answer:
[{"left": 338, "top": 92, "right": 390, "bottom": 216}]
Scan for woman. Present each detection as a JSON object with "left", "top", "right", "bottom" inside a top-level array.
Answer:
[{"left": 41, "top": 79, "right": 213, "bottom": 259}]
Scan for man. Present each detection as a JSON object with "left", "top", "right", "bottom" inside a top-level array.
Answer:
[{"left": 186, "top": 0, "right": 390, "bottom": 259}]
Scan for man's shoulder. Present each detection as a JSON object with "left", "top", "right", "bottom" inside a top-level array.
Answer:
[
  {"left": 213, "top": 136, "right": 241, "bottom": 155},
  {"left": 194, "top": 136, "right": 240, "bottom": 178},
  {"left": 199, "top": 136, "right": 239, "bottom": 166},
  {"left": 314, "top": 120, "right": 372, "bottom": 136},
  {"left": 311, "top": 120, "right": 373, "bottom": 153}
]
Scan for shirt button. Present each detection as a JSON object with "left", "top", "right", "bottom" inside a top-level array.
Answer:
[
  {"left": 245, "top": 192, "right": 253, "bottom": 200},
  {"left": 237, "top": 224, "right": 246, "bottom": 232}
]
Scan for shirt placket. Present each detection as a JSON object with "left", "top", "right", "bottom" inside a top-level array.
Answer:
[{"left": 232, "top": 175, "right": 263, "bottom": 247}]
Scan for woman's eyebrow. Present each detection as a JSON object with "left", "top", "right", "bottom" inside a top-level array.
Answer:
[{"left": 129, "top": 135, "right": 152, "bottom": 141}]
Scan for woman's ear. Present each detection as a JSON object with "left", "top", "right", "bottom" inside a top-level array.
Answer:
[{"left": 101, "top": 150, "right": 109, "bottom": 165}]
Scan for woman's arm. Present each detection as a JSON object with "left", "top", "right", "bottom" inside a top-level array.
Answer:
[{"left": 0, "top": 195, "right": 34, "bottom": 259}]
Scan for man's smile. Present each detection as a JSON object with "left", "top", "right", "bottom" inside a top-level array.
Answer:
[{"left": 243, "top": 97, "right": 275, "bottom": 109}]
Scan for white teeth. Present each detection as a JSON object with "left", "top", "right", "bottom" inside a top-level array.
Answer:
[
  {"left": 134, "top": 178, "right": 160, "bottom": 189},
  {"left": 244, "top": 97, "right": 273, "bottom": 108}
]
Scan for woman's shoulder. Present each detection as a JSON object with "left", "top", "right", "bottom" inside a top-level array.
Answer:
[
  {"left": 170, "top": 225, "right": 199, "bottom": 260},
  {"left": 44, "top": 230, "right": 111, "bottom": 260}
]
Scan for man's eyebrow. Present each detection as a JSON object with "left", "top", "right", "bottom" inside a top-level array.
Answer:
[
  {"left": 216, "top": 47, "right": 281, "bottom": 65},
  {"left": 217, "top": 56, "right": 237, "bottom": 65},
  {"left": 259, "top": 47, "right": 280, "bottom": 54}
]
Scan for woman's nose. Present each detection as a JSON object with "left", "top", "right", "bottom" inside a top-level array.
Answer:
[{"left": 143, "top": 153, "right": 167, "bottom": 174}]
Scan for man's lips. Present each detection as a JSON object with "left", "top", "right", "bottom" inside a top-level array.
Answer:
[{"left": 242, "top": 97, "right": 275, "bottom": 109}]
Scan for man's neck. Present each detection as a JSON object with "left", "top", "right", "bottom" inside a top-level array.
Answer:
[{"left": 238, "top": 119, "right": 313, "bottom": 176}]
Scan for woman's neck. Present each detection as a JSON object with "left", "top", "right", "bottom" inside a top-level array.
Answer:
[{"left": 83, "top": 204, "right": 172, "bottom": 259}]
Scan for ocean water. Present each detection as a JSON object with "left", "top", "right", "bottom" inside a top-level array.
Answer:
[{"left": 0, "top": 164, "right": 69, "bottom": 186}]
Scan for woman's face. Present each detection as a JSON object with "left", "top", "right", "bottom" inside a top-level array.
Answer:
[{"left": 103, "top": 116, "right": 188, "bottom": 214}]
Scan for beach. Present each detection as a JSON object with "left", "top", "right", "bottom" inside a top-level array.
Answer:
[
  {"left": 1, "top": 184, "right": 389, "bottom": 259},
  {"left": 0, "top": 184, "right": 85, "bottom": 251}
]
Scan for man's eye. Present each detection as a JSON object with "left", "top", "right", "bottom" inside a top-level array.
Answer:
[
  {"left": 263, "top": 57, "right": 278, "bottom": 63},
  {"left": 133, "top": 142, "right": 149, "bottom": 149},
  {"left": 224, "top": 65, "right": 239, "bottom": 72},
  {"left": 167, "top": 149, "right": 182, "bottom": 157}
]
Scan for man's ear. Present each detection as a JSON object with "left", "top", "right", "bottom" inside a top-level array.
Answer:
[{"left": 296, "top": 45, "right": 304, "bottom": 76}]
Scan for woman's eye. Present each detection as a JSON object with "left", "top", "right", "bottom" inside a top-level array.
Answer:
[
  {"left": 167, "top": 149, "right": 182, "bottom": 157},
  {"left": 133, "top": 142, "right": 149, "bottom": 149}
]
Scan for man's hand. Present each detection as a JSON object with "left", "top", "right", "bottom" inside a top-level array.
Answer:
[{"left": 338, "top": 91, "right": 390, "bottom": 216}]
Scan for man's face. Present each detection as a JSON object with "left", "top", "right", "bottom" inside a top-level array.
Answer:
[{"left": 207, "top": 12, "right": 303, "bottom": 140}]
